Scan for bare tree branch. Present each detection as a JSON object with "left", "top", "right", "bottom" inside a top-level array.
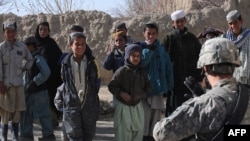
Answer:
[
  {"left": 110, "top": 0, "right": 227, "bottom": 18},
  {"left": 0, "top": 0, "right": 18, "bottom": 13},
  {"left": 16, "top": 0, "right": 85, "bottom": 15}
]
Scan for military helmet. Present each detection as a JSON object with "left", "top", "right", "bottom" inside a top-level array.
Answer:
[{"left": 197, "top": 37, "right": 240, "bottom": 73}]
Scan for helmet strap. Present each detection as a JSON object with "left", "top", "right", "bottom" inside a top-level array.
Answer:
[{"left": 204, "top": 76, "right": 212, "bottom": 89}]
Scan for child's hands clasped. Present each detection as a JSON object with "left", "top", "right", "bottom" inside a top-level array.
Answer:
[{"left": 120, "top": 92, "right": 132, "bottom": 102}]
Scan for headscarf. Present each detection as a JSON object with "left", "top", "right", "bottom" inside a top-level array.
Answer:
[
  {"left": 35, "top": 21, "right": 50, "bottom": 41},
  {"left": 124, "top": 44, "right": 142, "bottom": 67}
]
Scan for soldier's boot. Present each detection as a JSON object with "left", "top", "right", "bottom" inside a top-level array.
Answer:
[{"left": 1, "top": 124, "right": 8, "bottom": 141}]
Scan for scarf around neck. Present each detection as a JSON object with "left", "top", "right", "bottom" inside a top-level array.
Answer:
[{"left": 225, "top": 27, "right": 250, "bottom": 48}]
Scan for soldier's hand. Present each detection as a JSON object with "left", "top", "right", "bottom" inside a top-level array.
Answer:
[{"left": 184, "top": 76, "right": 204, "bottom": 97}]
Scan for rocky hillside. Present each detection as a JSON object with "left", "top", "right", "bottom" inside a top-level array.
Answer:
[{"left": 0, "top": 0, "right": 249, "bottom": 84}]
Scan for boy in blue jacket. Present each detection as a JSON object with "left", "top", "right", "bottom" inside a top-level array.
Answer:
[
  {"left": 20, "top": 36, "right": 55, "bottom": 141},
  {"left": 139, "top": 22, "right": 174, "bottom": 141}
]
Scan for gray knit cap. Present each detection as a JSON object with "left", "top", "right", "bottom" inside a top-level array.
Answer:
[{"left": 226, "top": 10, "right": 241, "bottom": 22}]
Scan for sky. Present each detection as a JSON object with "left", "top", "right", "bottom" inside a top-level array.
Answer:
[
  {"left": 6, "top": 0, "right": 125, "bottom": 16},
  {"left": 83, "top": 0, "right": 124, "bottom": 15}
]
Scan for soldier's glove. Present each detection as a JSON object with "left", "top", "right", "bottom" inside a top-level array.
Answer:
[
  {"left": 184, "top": 76, "right": 204, "bottom": 97},
  {"left": 26, "top": 80, "right": 37, "bottom": 93}
]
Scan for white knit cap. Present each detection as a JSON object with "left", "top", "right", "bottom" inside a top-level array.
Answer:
[
  {"left": 171, "top": 10, "right": 185, "bottom": 21},
  {"left": 226, "top": 10, "right": 241, "bottom": 22}
]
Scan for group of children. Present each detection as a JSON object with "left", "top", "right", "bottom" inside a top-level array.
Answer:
[
  {"left": 104, "top": 21, "right": 174, "bottom": 141},
  {"left": 0, "top": 9, "right": 228, "bottom": 141},
  {"left": 0, "top": 20, "right": 100, "bottom": 141}
]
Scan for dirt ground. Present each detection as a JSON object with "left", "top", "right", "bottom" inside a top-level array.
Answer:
[{"left": 4, "top": 86, "right": 115, "bottom": 141}]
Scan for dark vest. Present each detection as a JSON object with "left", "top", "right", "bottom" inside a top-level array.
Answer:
[{"left": 27, "top": 52, "right": 47, "bottom": 92}]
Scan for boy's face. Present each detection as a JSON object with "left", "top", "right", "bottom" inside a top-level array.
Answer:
[
  {"left": 114, "top": 36, "right": 126, "bottom": 50},
  {"left": 4, "top": 28, "right": 16, "bottom": 42},
  {"left": 172, "top": 17, "right": 186, "bottom": 30},
  {"left": 129, "top": 51, "right": 141, "bottom": 65},
  {"left": 143, "top": 27, "right": 158, "bottom": 45},
  {"left": 39, "top": 25, "right": 50, "bottom": 38},
  {"left": 70, "top": 37, "right": 86, "bottom": 58},
  {"left": 228, "top": 19, "right": 243, "bottom": 35}
]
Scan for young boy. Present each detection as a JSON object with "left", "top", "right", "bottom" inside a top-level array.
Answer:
[
  {"left": 54, "top": 32, "right": 100, "bottom": 141},
  {"left": 108, "top": 44, "right": 150, "bottom": 141},
  {"left": 138, "top": 22, "right": 174, "bottom": 141},
  {"left": 113, "top": 22, "right": 133, "bottom": 44},
  {"left": 103, "top": 31, "right": 127, "bottom": 107},
  {"left": 20, "top": 36, "right": 55, "bottom": 141},
  {"left": 0, "top": 21, "right": 33, "bottom": 141},
  {"left": 103, "top": 31, "right": 127, "bottom": 73}
]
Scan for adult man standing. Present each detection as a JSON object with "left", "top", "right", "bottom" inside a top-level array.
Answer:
[
  {"left": 153, "top": 37, "right": 250, "bottom": 141},
  {"left": 223, "top": 10, "right": 250, "bottom": 85},
  {"left": 162, "top": 10, "right": 202, "bottom": 116}
]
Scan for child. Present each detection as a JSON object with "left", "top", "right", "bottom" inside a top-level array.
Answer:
[
  {"left": 113, "top": 22, "right": 133, "bottom": 44},
  {"left": 35, "top": 21, "right": 63, "bottom": 128},
  {"left": 19, "top": 36, "right": 55, "bottom": 140},
  {"left": 54, "top": 32, "right": 100, "bottom": 141},
  {"left": 138, "top": 22, "right": 174, "bottom": 141},
  {"left": 108, "top": 44, "right": 150, "bottom": 141},
  {"left": 103, "top": 31, "right": 127, "bottom": 107},
  {"left": 69, "top": 25, "right": 93, "bottom": 55},
  {"left": 103, "top": 31, "right": 127, "bottom": 74},
  {"left": 0, "top": 21, "right": 33, "bottom": 141}
]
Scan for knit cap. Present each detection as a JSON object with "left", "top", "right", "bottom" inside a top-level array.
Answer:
[
  {"left": 23, "top": 36, "right": 37, "bottom": 46},
  {"left": 226, "top": 10, "right": 241, "bottom": 22},
  {"left": 70, "top": 25, "right": 84, "bottom": 32},
  {"left": 115, "top": 22, "right": 127, "bottom": 29},
  {"left": 3, "top": 21, "right": 17, "bottom": 31},
  {"left": 125, "top": 44, "right": 142, "bottom": 61}
]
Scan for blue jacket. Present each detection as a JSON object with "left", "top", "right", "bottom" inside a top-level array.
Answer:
[
  {"left": 23, "top": 50, "right": 51, "bottom": 117},
  {"left": 139, "top": 40, "right": 174, "bottom": 96},
  {"left": 103, "top": 47, "right": 125, "bottom": 73}
]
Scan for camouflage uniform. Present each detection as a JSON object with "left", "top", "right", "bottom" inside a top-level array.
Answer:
[
  {"left": 153, "top": 38, "right": 250, "bottom": 141},
  {"left": 154, "top": 78, "right": 237, "bottom": 140}
]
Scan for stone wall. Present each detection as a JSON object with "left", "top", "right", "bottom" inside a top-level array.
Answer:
[{"left": 0, "top": 0, "right": 249, "bottom": 84}]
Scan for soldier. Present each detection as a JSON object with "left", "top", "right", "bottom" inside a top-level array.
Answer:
[{"left": 153, "top": 37, "right": 250, "bottom": 141}]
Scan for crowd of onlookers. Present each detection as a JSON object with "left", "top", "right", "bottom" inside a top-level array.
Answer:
[{"left": 0, "top": 8, "right": 249, "bottom": 141}]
